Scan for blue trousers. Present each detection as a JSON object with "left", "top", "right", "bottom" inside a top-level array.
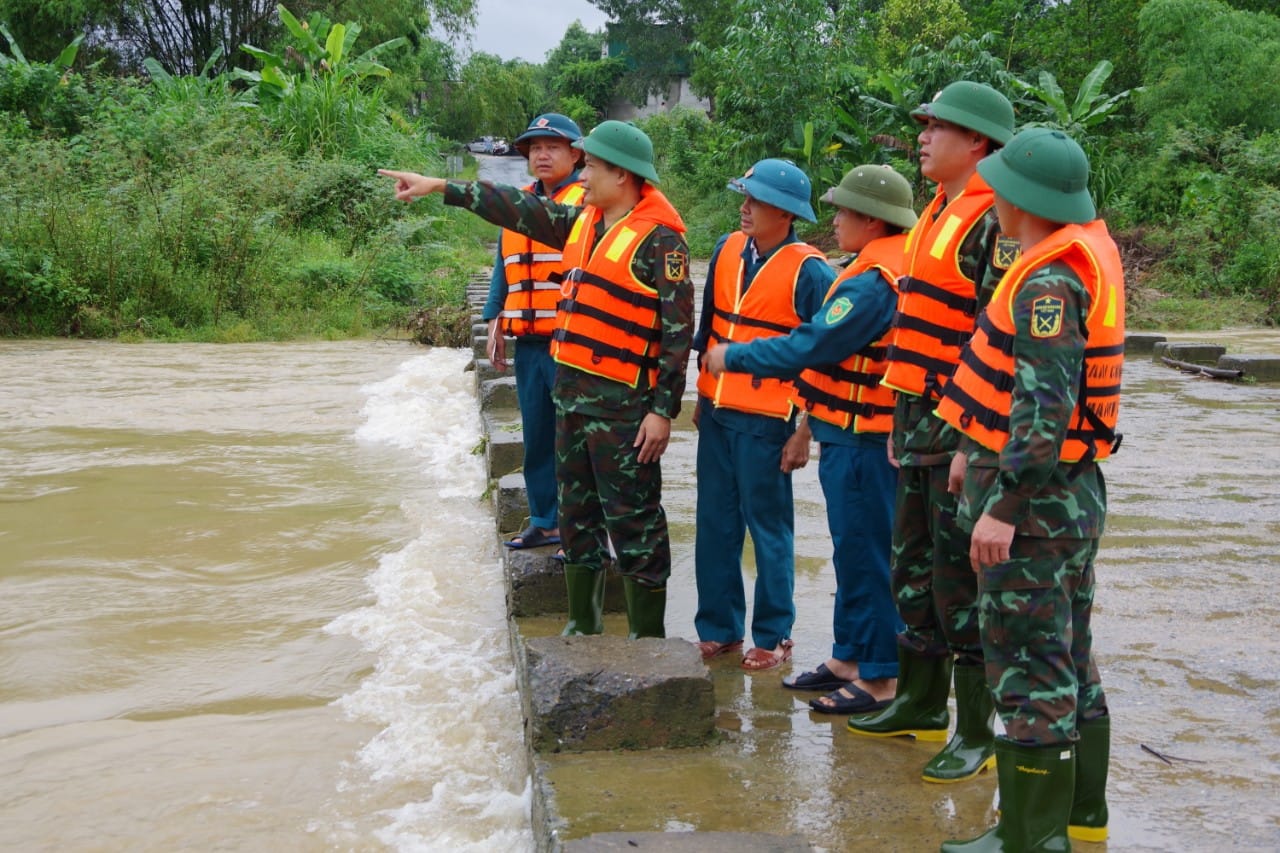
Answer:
[
  {"left": 514, "top": 339, "right": 558, "bottom": 530},
  {"left": 694, "top": 401, "right": 795, "bottom": 649},
  {"left": 818, "top": 440, "right": 902, "bottom": 680}
]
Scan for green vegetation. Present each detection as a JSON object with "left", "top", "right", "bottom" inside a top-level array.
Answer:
[
  {"left": 0, "top": 7, "right": 494, "bottom": 341},
  {"left": 1, "top": 0, "right": 1277, "bottom": 339}
]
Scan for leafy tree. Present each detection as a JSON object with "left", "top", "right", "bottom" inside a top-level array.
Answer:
[
  {"left": 589, "top": 0, "right": 732, "bottom": 102},
  {"left": 434, "top": 52, "right": 546, "bottom": 142},
  {"left": 553, "top": 56, "right": 625, "bottom": 122},
  {"left": 872, "top": 0, "right": 971, "bottom": 68},
  {"left": 544, "top": 21, "right": 621, "bottom": 122},
  {"left": 0, "top": 0, "right": 472, "bottom": 76},
  {"left": 233, "top": 5, "right": 406, "bottom": 156},
  {"left": 1137, "top": 0, "right": 1280, "bottom": 135},
  {"left": 544, "top": 20, "right": 604, "bottom": 81}
]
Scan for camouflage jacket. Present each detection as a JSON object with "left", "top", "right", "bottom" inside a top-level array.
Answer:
[
  {"left": 955, "top": 258, "right": 1106, "bottom": 539},
  {"left": 444, "top": 180, "right": 694, "bottom": 421},
  {"left": 895, "top": 205, "right": 1012, "bottom": 467}
]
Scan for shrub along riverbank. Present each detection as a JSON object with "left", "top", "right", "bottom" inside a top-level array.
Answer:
[{"left": 0, "top": 22, "right": 495, "bottom": 344}]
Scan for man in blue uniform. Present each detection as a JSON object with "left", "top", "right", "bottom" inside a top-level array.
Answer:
[
  {"left": 693, "top": 159, "right": 836, "bottom": 671},
  {"left": 481, "top": 113, "right": 584, "bottom": 551},
  {"left": 705, "top": 165, "right": 915, "bottom": 707}
]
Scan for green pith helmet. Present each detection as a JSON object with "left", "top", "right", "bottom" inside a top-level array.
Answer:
[
  {"left": 513, "top": 113, "right": 583, "bottom": 158},
  {"left": 727, "top": 158, "right": 817, "bottom": 222},
  {"left": 573, "top": 120, "right": 659, "bottom": 184},
  {"left": 977, "top": 127, "right": 1095, "bottom": 224},
  {"left": 911, "top": 81, "right": 1015, "bottom": 145},
  {"left": 822, "top": 164, "right": 918, "bottom": 230}
]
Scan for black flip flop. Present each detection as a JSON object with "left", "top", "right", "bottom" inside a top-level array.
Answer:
[
  {"left": 782, "top": 663, "right": 852, "bottom": 692},
  {"left": 505, "top": 525, "right": 561, "bottom": 549},
  {"left": 808, "top": 683, "right": 892, "bottom": 715}
]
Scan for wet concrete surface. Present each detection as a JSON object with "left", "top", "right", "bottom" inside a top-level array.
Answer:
[
  {"left": 472, "top": 159, "right": 1280, "bottom": 850},
  {"left": 519, "top": 335, "right": 1280, "bottom": 850}
]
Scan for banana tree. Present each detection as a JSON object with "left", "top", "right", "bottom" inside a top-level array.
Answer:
[{"left": 233, "top": 4, "right": 406, "bottom": 156}]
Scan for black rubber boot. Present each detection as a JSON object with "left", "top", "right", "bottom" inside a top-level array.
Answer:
[
  {"left": 560, "top": 563, "right": 604, "bottom": 636},
  {"left": 940, "top": 737, "right": 1074, "bottom": 852},
  {"left": 923, "top": 662, "right": 997, "bottom": 783},
  {"left": 1069, "top": 714, "right": 1110, "bottom": 842},
  {"left": 622, "top": 576, "right": 666, "bottom": 639},
  {"left": 847, "top": 647, "right": 952, "bottom": 742}
]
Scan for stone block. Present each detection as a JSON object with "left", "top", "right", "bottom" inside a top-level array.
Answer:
[
  {"left": 472, "top": 334, "right": 488, "bottom": 360},
  {"left": 496, "top": 471, "right": 528, "bottom": 533},
  {"left": 1164, "top": 342, "right": 1226, "bottom": 365},
  {"left": 1218, "top": 354, "right": 1280, "bottom": 382},
  {"left": 564, "top": 832, "right": 814, "bottom": 852},
  {"left": 480, "top": 376, "right": 519, "bottom": 410},
  {"left": 524, "top": 635, "right": 715, "bottom": 753},
  {"left": 484, "top": 414, "right": 524, "bottom": 479},
  {"left": 506, "top": 550, "right": 625, "bottom": 617},
  {"left": 1124, "top": 333, "right": 1166, "bottom": 355},
  {"left": 1151, "top": 341, "right": 1169, "bottom": 360}
]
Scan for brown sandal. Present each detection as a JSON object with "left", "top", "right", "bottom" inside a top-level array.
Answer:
[
  {"left": 696, "top": 639, "right": 743, "bottom": 660},
  {"left": 741, "top": 639, "right": 794, "bottom": 671}
]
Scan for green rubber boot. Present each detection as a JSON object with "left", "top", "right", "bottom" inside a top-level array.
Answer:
[
  {"left": 847, "top": 647, "right": 952, "bottom": 742},
  {"left": 561, "top": 563, "right": 605, "bottom": 636},
  {"left": 940, "top": 738, "right": 1074, "bottom": 852},
  {"left": 1069, "top": 714, "right": 1110, "bottom": 843},
  {"left": 923, "top": 662, "right": 997, "bottom": 783},
  {"left": 622, "top": 576, "right": 666, "bottom": 639}
]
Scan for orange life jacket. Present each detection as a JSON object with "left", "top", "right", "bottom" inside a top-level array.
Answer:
[
  {"left": 935, "top": 219, "right": 1125, "bottom": 464},
  {"left": 882, "top": 172, "right": 999, "bottom": 398},
  {"left": 696, "top": 231, "right": 826, "bottom": 419},
  {"left": 499, "top": 180, "right": 585, "bottom": 337},
  {"left": 791, "top": 235, "right": 906, "bottom": 433},
  {"left": 550, "top": 185, "right": 686, "bottom": 389}
]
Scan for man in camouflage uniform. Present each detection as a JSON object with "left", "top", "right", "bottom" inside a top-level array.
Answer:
[
  {"left": 379, "top": 121, "right": 693, "bottom": 639},
  {"left": 847, "top": 82, "right": 1017, "bottom": 787},
  {"left": 936, "top": 128, "right": 1122, "bottom": 851}
]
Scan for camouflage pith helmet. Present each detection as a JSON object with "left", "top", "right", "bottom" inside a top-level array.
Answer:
[
  {"left": 727, "top": 158, "right": 817, "bottom": 222},
  {"left": 573, "top": 120, "right": 659, "bottom": 184},
  {"left": 911, "top": 81, "right": 1015, "bottom": 146},
  {"left": 977, "top": 128, "right": 1095, "bottom": 224},
  {"left": 513, "top": 113, "right": 584, "bottom": 158},
  {"left": 821, "top": 165, "right": 918, "bottom": 230}
]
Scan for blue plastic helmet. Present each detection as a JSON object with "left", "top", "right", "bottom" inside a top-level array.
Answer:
[
  {"left": 727, "top": 159, "right": 817, "bottom": 222},
  {"left": 513, "top": 113, "right": 584, "bottom": 158}
]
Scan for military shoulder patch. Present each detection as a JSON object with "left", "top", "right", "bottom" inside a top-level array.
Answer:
[
  {"left": 664, "top": 251, "right": 687, "bottom": 281},
  {"left": 992, "top": 234, "right": 1020, "bottom": 271},
  {"left": 823, "top": 296, "right": 854, "bottom": 326},
  {"left": 1030, "top": 295, "right": 1064, "bottom": 338}
]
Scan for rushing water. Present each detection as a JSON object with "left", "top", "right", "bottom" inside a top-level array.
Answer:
[{"left": 0, "top": 341, "right": 533, "bottom": 851}]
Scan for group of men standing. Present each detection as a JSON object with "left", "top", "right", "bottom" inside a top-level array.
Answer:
[{"left": 380, "top": 77, "right": 1124, "bottom": 850}]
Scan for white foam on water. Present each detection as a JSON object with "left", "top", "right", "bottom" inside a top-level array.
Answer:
[{"left": 329, "top": 349, "right": 533, "bottom": 851}]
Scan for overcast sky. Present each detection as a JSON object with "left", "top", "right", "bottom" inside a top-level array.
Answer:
[{"left": 466, "top": 0, "right": 610, "bottom": 63}]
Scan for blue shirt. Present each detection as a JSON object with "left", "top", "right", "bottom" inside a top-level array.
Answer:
[
  {"left": 694, "top": 229, "right": 835, "bottom": 438},
  {"left": 481, "top": 170, "right": 583, "bottom": 324},
  {"left": 723, "top": 262, "right": 896, "bottom": 447}
]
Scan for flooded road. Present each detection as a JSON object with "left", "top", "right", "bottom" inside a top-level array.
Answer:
[{"left": 528, "top": 330, "right": 1280, "bottom": 852}]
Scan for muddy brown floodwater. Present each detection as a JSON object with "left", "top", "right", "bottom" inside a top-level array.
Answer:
[{"left": 520, "top": 329, "right": 1280, "bottom": 851}]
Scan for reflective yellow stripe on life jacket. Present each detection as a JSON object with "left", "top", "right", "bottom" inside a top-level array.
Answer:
[{"left": 935, "top": 219, "right": 1125, "bottom": 463}]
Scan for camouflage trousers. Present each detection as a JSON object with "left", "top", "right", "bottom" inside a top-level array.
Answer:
[
  {"left": 980, "top": 536, "right": 1108, "bottom": 745},
  {"left": 891, "top": 462, "right": 981, "bottom": 661},
  {"left": 555, "top": 409, "right": 670, "bottom": 588}
]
